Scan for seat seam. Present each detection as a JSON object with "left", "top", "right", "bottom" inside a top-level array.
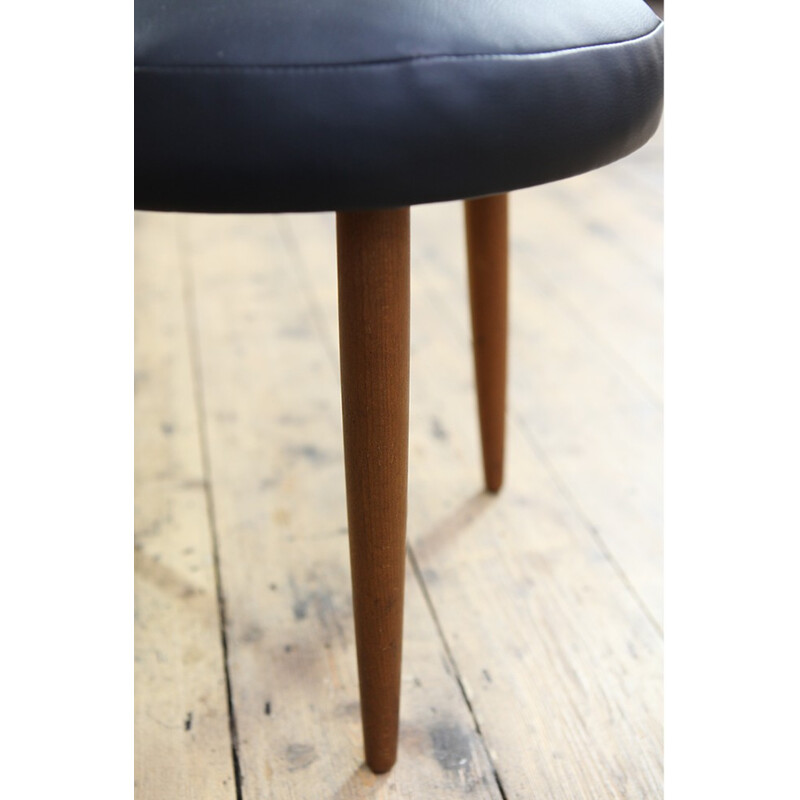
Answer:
[{"left": 135, "top": 20, "right": 662, "bottom": 73}]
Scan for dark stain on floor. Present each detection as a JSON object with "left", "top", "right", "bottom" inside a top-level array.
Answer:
[
  {"left": 430, "top": 722, "right": 473, "bottom": 772},
  {"left": 286, "top": 742, "right": 318, "bottom": 771}
]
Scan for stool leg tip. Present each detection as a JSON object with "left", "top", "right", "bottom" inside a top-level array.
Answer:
[
  {"left": 366, "top": 752, "right": 397, "bottom": 774},
  {"left": 485, "top": 465, "right": 504, "bottom": 494}
]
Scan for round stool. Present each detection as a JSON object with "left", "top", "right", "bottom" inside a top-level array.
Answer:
[{"left": 135, "top": 0, "right": 663, "bottom": 774}]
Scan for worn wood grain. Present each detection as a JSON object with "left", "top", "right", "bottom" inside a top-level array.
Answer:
[
  {"left": 134, "top": 212, "right": 237, "bottom": 800},
  {"left": 180, "top": 212, "right": 504, "bottom": 799},
  {"left": 510, "top": 180, "right": 663, "bottom": 402},
  {"left": 511, "top": 125, "right": 663, "bottom": 402},
  {"left": 406, "top": 286, "right": 663, "bottom": 800}
]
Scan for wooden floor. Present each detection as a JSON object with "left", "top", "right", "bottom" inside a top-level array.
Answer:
[{"left": 135, "top": 123, "right": 663, "bottom": 800}]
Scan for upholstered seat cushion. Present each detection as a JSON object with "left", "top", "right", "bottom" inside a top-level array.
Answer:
[{"left": 135, "top": 0, "right": 663, "bottom": 213}]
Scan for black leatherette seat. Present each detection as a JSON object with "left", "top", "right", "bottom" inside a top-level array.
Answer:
[{"left": 135, "top": 0, "right": 664, "bottom": 212}]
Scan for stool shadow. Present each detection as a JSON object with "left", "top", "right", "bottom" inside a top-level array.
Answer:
[{"left": 411, "top": 490, "right": 495, "bottom": 564}]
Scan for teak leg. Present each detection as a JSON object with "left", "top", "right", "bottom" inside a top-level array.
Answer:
[
  {"left": 465, "top": 193, "right": 509, "bottom": 493},
  {"left": 336, "top": 208, "right": 410, "bottom": 774}
]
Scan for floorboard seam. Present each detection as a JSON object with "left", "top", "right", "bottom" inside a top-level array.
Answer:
[
  {"left": 276, "top": 216, "right": 340, "bottom": 369},
  {"left": 514, "top": 410, "right": 663, "bottom": 638},
  {"left": 179, "top": 222, "right": 245, "bottom": 800},
  {"left": 407, "top": 545, "right": 510, "bottom": 800},
  {"left": 525, "top": 268, "right": 662, "bottom": 407}
]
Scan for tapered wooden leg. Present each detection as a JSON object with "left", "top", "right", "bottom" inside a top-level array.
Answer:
[
  {"left": 336, "top": 207, "right": 410, "bottom": 774},
  {"left": 465, "top": 193, "right": 508, "bottom": 493}
]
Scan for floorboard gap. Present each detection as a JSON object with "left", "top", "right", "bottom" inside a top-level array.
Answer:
[
  {"left": 407, "top": 544, "right": 510, "bottom": 800},
  {"left": 180, "top": 228, "right": 245, "bottom": 800},
  {"left": 513, "top": 410, "right": 663, "bottom": 638},
  {"left": 529, "top": 269, "right": 662, "bottom": 407}
]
